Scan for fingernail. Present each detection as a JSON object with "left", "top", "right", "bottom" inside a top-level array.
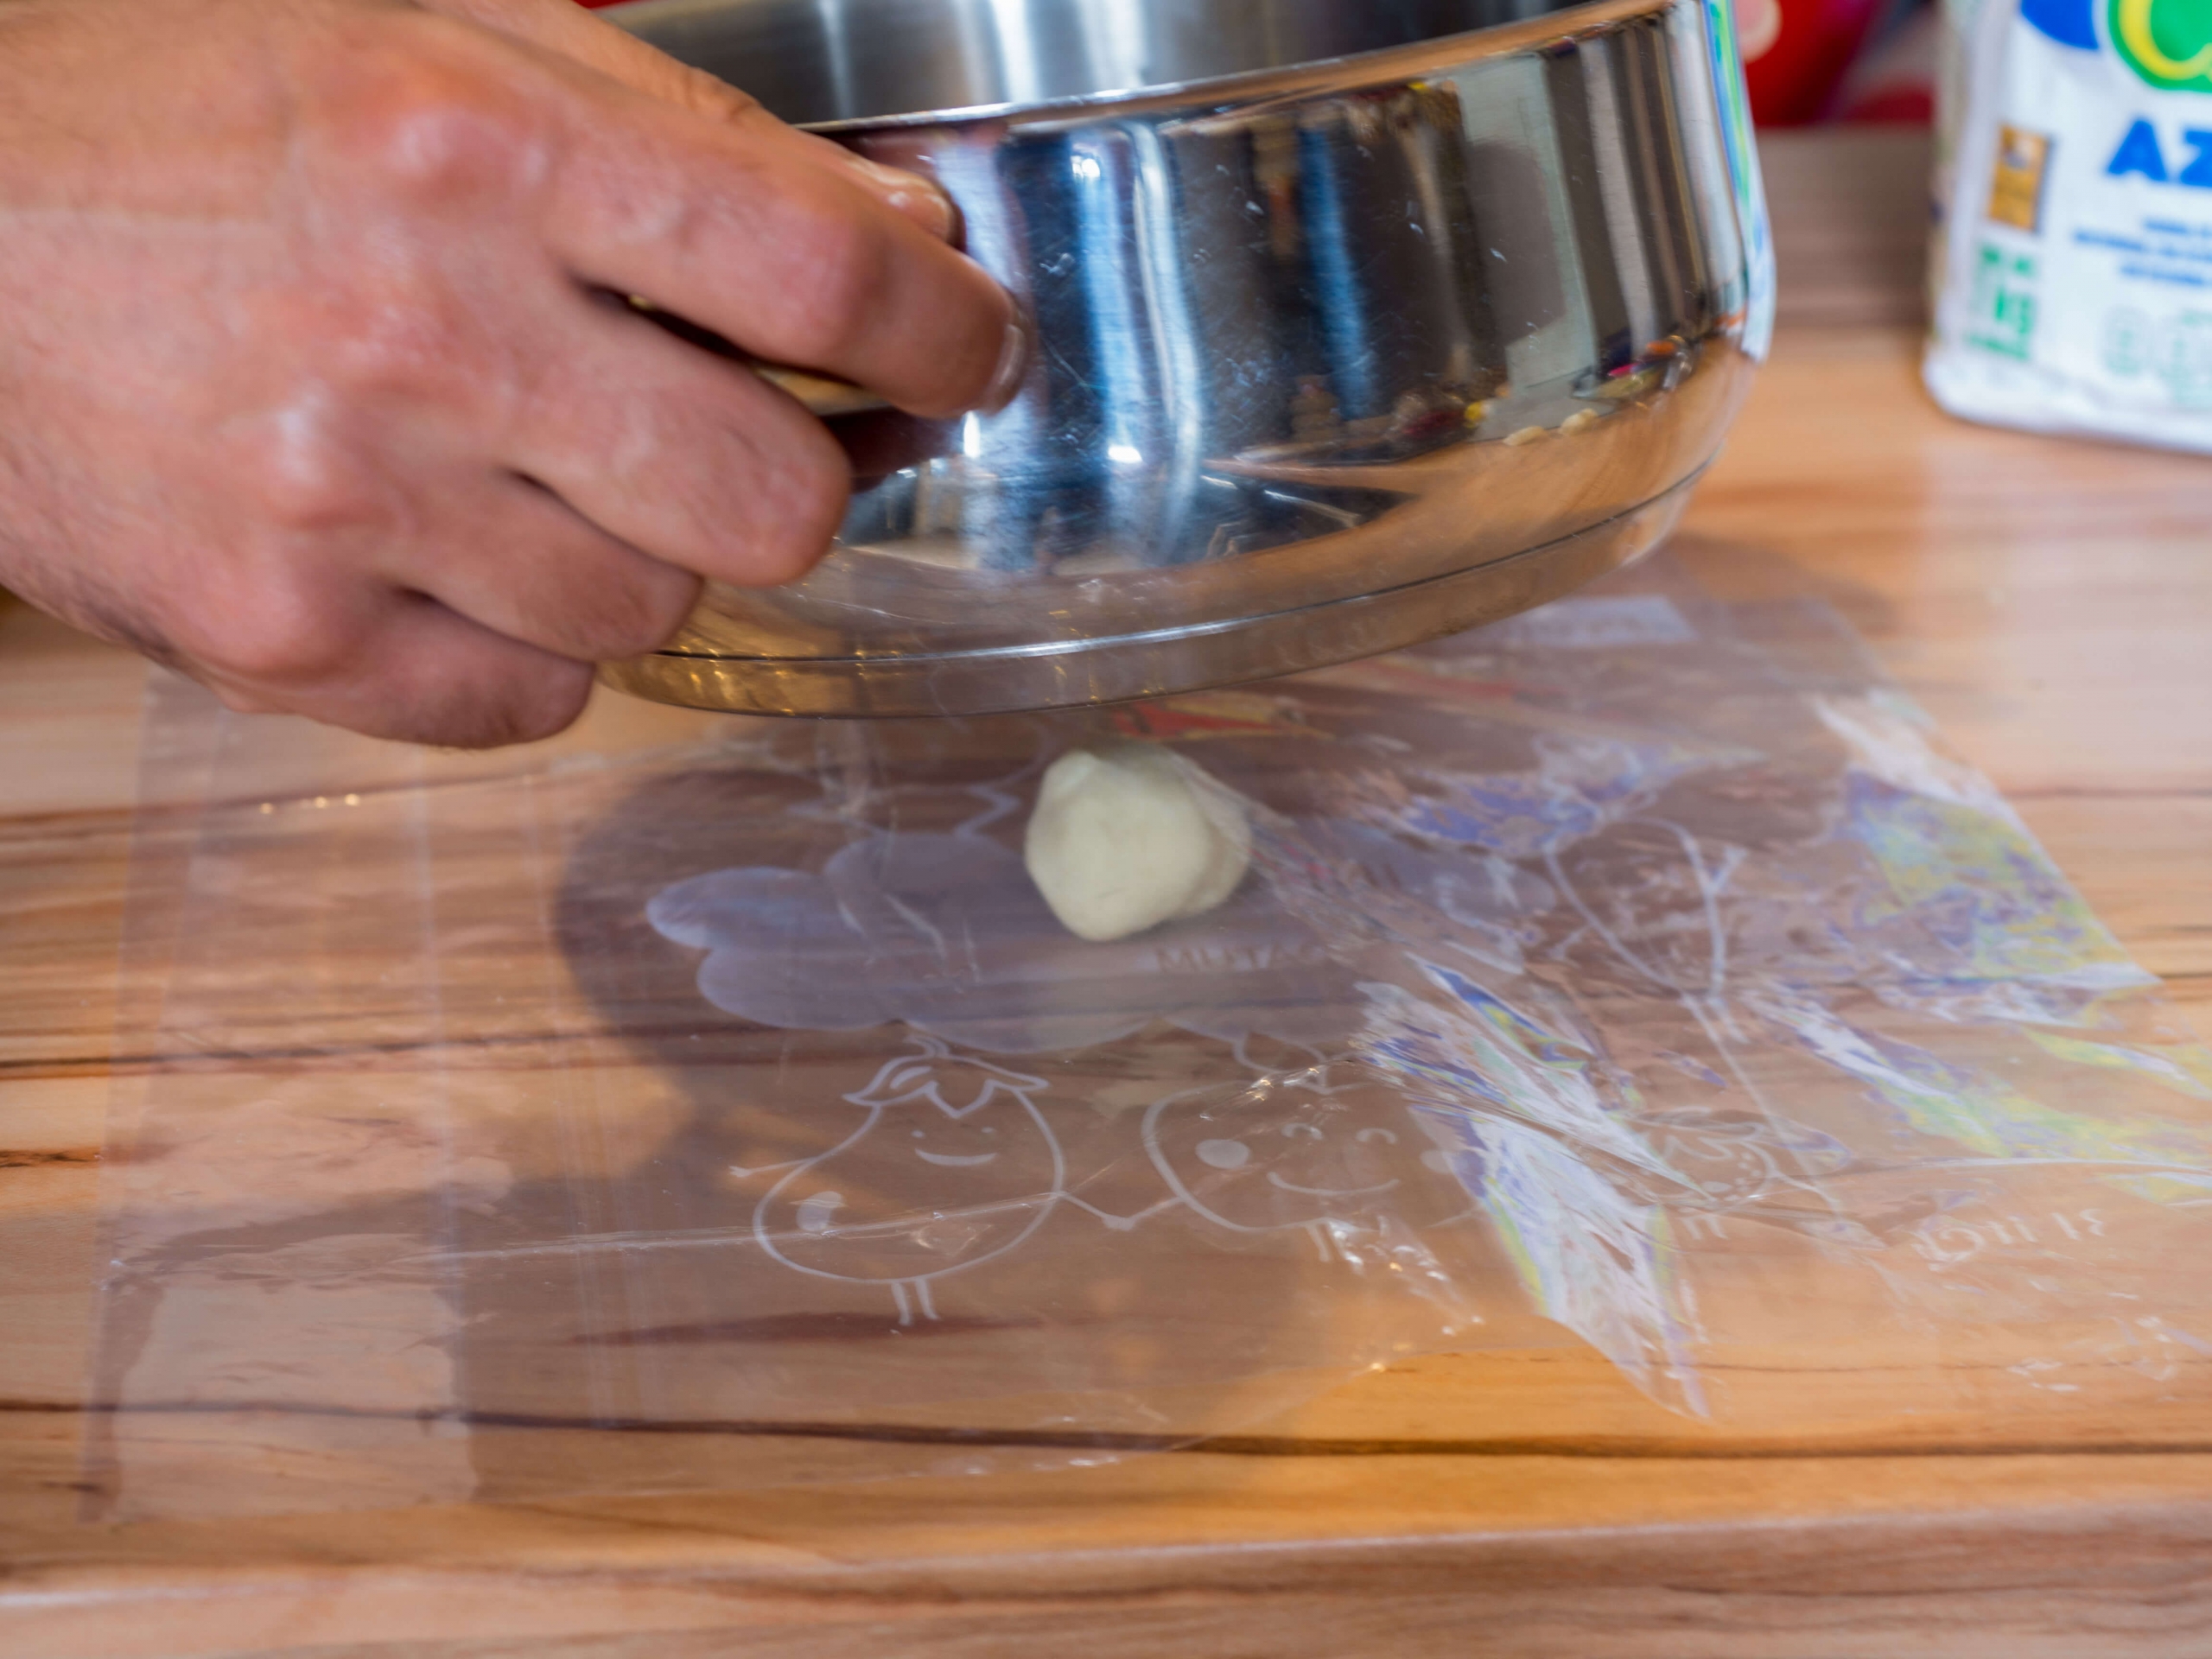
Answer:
[
  {"left": 845, "top": 155, "right": 957, "bottom": 239},
  {"left": 981, "top": 312, "right": 1030, "bottom": 413}
]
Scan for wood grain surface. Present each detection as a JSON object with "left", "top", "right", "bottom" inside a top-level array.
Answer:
[{"left": 5, "top": 130, "right": 2212, "bottom": 1657}]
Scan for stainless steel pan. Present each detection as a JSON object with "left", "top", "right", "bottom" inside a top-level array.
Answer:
[{"left": 601, "top": 0, "right": 1772, "bottom": 716}]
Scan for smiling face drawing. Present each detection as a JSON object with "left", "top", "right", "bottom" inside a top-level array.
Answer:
[
  {"left": 754, "top": 1046, "right": 1065, "bottom": 1285},
  {"left": 1192, "top": 1121, "right": 1407, "bottom": 1198},
  {"left": 1143, "top": 1070, "right": 1469, "bottom": 1233}
]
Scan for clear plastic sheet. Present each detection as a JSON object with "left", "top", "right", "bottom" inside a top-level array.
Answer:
[{"left": 86, "top": 556, "right": 2212, "bottom": 1521}]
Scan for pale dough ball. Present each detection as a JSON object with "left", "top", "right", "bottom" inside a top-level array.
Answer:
[{"left": 1024, "top": 745, "right": 1252, "bottom": 942}]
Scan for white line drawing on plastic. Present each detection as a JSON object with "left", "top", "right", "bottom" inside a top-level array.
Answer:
[
  {"left": 1139, "top": 1055, "right": 1477, "bottom": 1263},
  {"left": 1542, "top": 818, "right": 1860, "bottom": 1229},
  {"left": 750, "top": 1033, "right": 1141, "bottom": 1322}
]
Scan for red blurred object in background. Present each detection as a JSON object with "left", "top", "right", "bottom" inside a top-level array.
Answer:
[
  {"left": 1828, "top": 0, "right": 1936, "bottom": 123},
  {"left": 1738, "top": 0, "right": 1892, "bottom": 124}
]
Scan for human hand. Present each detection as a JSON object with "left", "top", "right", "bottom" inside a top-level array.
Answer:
[{"left": 0, "top": 0, "right": 1019, "bottom": 744}]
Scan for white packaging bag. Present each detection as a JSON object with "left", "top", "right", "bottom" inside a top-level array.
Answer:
[{"left": 1927, "top": 0, "right": 2212, "bottom": 451}]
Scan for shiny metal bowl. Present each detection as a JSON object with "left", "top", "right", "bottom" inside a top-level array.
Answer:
[{"left": 601, "top": 0, "right": 1772, "bottom": 717}]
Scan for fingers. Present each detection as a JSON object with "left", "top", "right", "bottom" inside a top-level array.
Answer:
[
  {"left": 194, "top": 581, "right": 597, "bottom": 749},
  {"left": 306, "top": 5, "right": 1017, "bottom": 418},
  {"left": 316, "top": 600, "right": 598, "bottom": 749},
  {"left": 416, "top": 0, "right": 961, "bottom": 239},
  {"left": 386, "top": 469, "right": 705, "bottom": 660},
  {"left": 531, "top": 63, "right": 1022, "bottom": 419},
  {"left": 166, "top": 452, "right": 711, "bottom": 744},
  {"left": 181, "top": 0, "right": 1027, "bottom": 747},
  {"left": 502, "top": 292, "right": 855, "bottom": 589}
]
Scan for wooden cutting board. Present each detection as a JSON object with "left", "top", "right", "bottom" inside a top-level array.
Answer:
[{"left": 4, "top": 130, "right": 2212, "bottom": 1657}]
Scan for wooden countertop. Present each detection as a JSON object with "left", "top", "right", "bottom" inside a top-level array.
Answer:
[{"left": 5, "top": 130, "right": 2212, "bottom": 1657}]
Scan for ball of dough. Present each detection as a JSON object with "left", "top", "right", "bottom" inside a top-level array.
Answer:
[{"left": 1024, "top": 745, "right": 1252, "bottom": 942}]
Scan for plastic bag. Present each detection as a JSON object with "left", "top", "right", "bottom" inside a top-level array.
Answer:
[
  {"left": 84, "top": 556, "right": 2212, "bottom": 1522},
  {"left": 1927, "top": 0, "right": 2212, "bottom": 449}
]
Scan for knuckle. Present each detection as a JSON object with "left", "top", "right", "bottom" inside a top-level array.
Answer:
[
  {"left": 327, "top": 27, "right": 543, "bottom": 207},
  {"left": 232, "top": 410, "right": 389, "bottom": 535},
  {"left": 676, "top": 69, "right": 763, "bottom": 126}
]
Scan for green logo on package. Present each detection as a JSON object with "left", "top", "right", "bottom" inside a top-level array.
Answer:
[
  {"left": 1967, "top": 244, "right": 2037, "bottom": 361},
  {"left": 2112, "top": 0, "right": 2212, "bottom": 92}
]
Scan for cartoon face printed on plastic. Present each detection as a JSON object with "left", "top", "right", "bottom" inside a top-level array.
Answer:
[
  {"left": 1637, "top": 1103, "right": 1853, "bottom": 1211},
  {"left": 1141, "top": 1069, "right": 1471, "bottom": 1234},
  {"left": 755, "top": 1043, "right": 1064, "bottom": 1286}
]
